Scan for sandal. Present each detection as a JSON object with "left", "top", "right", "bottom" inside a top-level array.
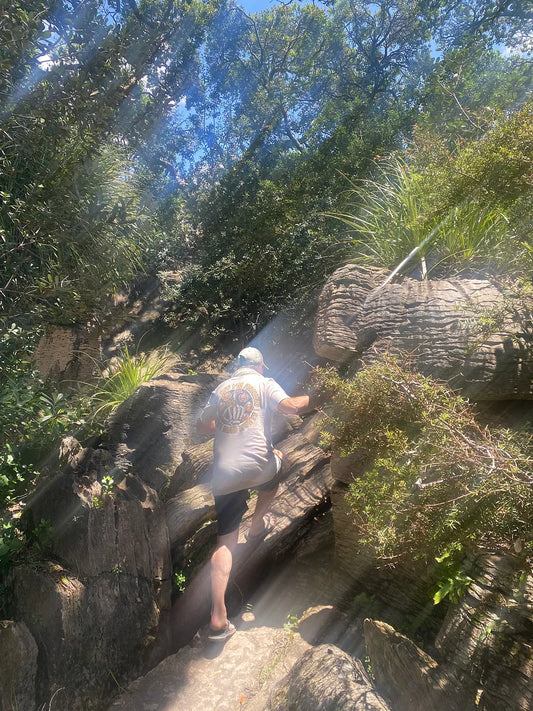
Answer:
[
  {"left": 207, "top": 620, "right": 236, "bottom": 641},
  {"left": 245, "top": 513, "right": 275, "bottom": 542}
]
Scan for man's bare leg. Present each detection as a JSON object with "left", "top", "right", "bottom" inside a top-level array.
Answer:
[
  {"left": 248, "top": 484, "right": 278, "bottom": 537},
  {"left": 210, "top": 528, "right": 239, "bottom": 631},
  {"left": 248, "top": 449, "right": 282, "bottom": 537}
]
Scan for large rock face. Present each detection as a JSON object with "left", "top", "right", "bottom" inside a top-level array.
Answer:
[
  {"left": 435, "top": 553, "right": 533, "bottom": 711},
  {"left": 109, "top": 372, "right": 221, "bottom": 491},
  {"left": 363, "top": 555, "right": 533, "bottom": 711},
  {"left": 24, "top": 452, "right": 170, "bottom": 601},
  {"left": 0, "top": 620, "right": 38, "bottom": 711},
  {"left": 12, "top": 562, "right": 160, "bottom": 711},
  {"left": 313, "top": 264, "right": 533, "bottom": 711},
  {"left": 314, "top": 264, "right": 533, "bottom": 400},
  {"left": 364, "top": 619, "right": 479, "bottom": 711},
  {"left": 17, "top": 445, "right": 172, "bottom": 711}
]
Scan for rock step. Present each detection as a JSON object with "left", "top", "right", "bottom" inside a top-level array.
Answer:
[{"left": 108, "top": 538, "right": 372, "bottom": 711}]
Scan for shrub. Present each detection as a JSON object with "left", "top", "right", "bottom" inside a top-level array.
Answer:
[
  {"left": 328, "top": 154, "right": 528, "bottom": 280},
  {"left": 0, "top": 329, "right": 177, "bottom": 509},
  {"left": 0, "top": 322, "right": 92, "bottom": 507},
  {"left": 316, "top": 355, "right": 533, "bottom": 564}
]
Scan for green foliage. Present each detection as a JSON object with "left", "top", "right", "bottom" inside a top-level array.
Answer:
[
  {"left": 0, "top": 514, "right": 53, "bottom": 615},
  {"left": 329, "top": 149, "right": 529, "bottom": 279},
  {"left": 432, "top": 203, "right": 515, "bottom": 274},
  {"left": 432, "top": 544, "right": 473, "bottom": 605},
  {"left": 410, "top": 97, "right": 533, "bottom": 277},
  {"left": 165, "top": 0, "right": 463, "bottom": 339},
  {"left": 283, "top": 613, "right": 300, "bottom": 633},
  {"left": 173, "top": 570, "right": 187, "bottom": 592},
  {"left": 101, "top": 475, "right": 115, "bottom": 496},
  {"left": 432, "top": 571, "right": 474, "bottom": 605},
  {"left": 0, "top": 518, "right": 24, "bottom": 576},
  {"left": 164, "top": 160, "right": 341, "bottom": 339},
  {"left": 91, "top": 475, "right": 116, "bottom": 509},
  {"left": 434, "top": 101, "right": 533, "bottom": 227},
  {"left": 90, "top": 345, "right": 177, "bottom": 418},
  {"left": 0, "top": 322, "right": 92, "bottom": 506},
  {"left": 0, "top": 323, "right": 174, "bottom": 514},
  {"left": 316, "top": 356, "right": 533, "bottom": 563},
  {"left": 413, "top": 48, "right": 531, "bottom": 156},
  {"left": 329, "top": 160, "right": 435, "bottom": 275},
  {"left": 0, "top": 0, "right": 219, "bottom": 324}
]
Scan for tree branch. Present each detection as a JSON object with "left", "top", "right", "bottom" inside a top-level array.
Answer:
[{"left": 281, "top": 104, "right": 305, "bottom": 151}]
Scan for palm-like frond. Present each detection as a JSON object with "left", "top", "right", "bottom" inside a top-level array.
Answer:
[{"left": 327, "top": 158, "right": 520, "bottom": 279}]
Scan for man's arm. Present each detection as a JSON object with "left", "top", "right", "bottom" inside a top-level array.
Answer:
[
  {"left": 197, "top": 398, "right": 217, "bottom": 435},
  {"left": 277, "top": 395, "right": 311, "bottom": 415}
]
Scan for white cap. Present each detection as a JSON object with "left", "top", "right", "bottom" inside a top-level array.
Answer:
[{"left": 237, "top": 347, "right": 268, "bottom": 369}]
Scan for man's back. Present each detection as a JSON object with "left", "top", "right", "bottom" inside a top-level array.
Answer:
[{"left": 201, "top": 367, "right": 288, "bottom": 494}]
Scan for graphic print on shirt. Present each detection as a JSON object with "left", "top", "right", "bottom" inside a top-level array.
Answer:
[{"left": 217, "top": 381, "right": 260, "bottom": 434}]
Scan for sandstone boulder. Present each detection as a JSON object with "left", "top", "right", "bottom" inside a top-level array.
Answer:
[
  {"left": 364, "top": 619, "right": 478, "bottom": 711},
  {"left": 435, "top": 552, "right": 533, "bottom": 711},
  {"left": 109, "top": 372, "right": 221, "bottom": 491},
  {"left": 12, "top": 562, "right": 159, "bottom": 711},
  {"left": 18, "top": 448, "right": 172, "bottom": 710},
  {"left": 0, "top": 620, "right": 38, "bottom": 711},
  {"left": 25, "top": 462, "right": 171, "bottom": 603},
  {"left": 313, "top": 264, "right": 388, "bottom": 361},
  {"left": 314, "top": 264, "right": 533, "bottom": 400},
  {"left": 269, "top": 643, "right": 392, "bottom": 710}
]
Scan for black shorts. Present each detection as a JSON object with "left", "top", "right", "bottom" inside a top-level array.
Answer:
[
  {"left": 214, "top": 456, "right": 283, "bottom": 536},
  {"left": 214, "top": 489, "right": 249, "bottom": 536}
]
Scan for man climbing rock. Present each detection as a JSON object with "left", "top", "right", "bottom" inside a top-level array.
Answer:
[{"left": 197, "top": 346, "right": 311, "bottom": 641}]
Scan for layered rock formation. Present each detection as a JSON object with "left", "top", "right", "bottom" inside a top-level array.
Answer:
[
  {"left": 1, "top": 374, "right": 333, "bottom": 710},
  {"left": 315, "top": 263, "right": 533, "bottom": 710},
  {"left": 314, "top": 263, "right": 533, "bottom": 400}
]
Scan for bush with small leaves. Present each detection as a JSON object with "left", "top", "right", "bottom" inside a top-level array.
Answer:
[{"left": 316, "top": 355, "right": 533, "bottom": 565}]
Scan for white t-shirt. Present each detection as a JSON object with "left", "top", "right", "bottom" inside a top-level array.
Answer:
[{"left": 199, "top": 367, "right": 289, "bottom": 495}]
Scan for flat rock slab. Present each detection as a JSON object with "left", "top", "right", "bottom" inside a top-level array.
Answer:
[
  {"left": 109, "top": 625, "right": 311, "bottom": 711},
  {"left": 108, "top": 536, "right": 361, "bottom": 711}
]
